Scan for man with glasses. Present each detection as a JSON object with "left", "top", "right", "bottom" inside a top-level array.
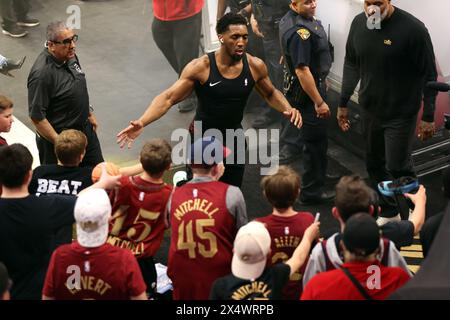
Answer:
[{"left": 28, "top": 21, "right": 104, "bottom": 167}]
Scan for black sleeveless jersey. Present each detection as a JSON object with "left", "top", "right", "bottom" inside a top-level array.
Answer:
[{"left": 194, "top": 52, "right": 255, "bottom": 132}]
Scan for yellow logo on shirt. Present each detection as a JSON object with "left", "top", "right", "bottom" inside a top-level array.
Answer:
[
  {"left": 384, "top": 39, "right": 392, "bottom": 46},
  {"left": 297, "top": 28, "right": 311, "bottom": 41}
]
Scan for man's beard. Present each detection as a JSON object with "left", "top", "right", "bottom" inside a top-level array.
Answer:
[
  {"left": 365, "top": 5, "right": 389, "bottom": 21},
  {"left": 232, "top": 53, "right": 243, "bottom": 61}
]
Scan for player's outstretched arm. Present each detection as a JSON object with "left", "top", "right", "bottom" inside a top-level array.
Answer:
[
  {"left": 116, "top": 59, "right": 201, "bottom": 149},
  {"left": 250, "top": 56, "right": 302, "bottom": 128}
]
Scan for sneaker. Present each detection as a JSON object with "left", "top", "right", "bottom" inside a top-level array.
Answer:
[
  {"left": 17, "top": 17, "right": 40, "bottom": 27},
  {"left": 2, "top": 24, "right": 27, "bottom": 38},
  {"left": 325, "top": 171, "right": 341, "bottom": 180},
  {"left": 378, "top": 176, "right": 419, "bottom": 197},
  {"left": 376, "top": 214, "right": 401, "bottom": 226},
  {"left": 0, "top": 56, "right": 26, "bottom": 77},
  {"left": 298, "top": 190, "right": 336, "bottom": 205}
]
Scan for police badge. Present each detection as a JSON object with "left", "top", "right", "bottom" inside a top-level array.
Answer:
[{"left": 297, "top": 28, "right": 310, "bottom": 40}]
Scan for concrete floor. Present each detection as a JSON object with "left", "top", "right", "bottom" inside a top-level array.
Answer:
[
  {"left": 1, "top": 0, "right": 193, "bottom": 165},
  {"left": 3, "top": 0, "right": 446, "bottom": 275},
  {"left": 0, "top": 0, "right": 367, "bottom": 172}
]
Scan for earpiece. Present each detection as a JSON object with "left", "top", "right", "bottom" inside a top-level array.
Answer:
[{"left": 220, "top": 38, "right": 224, "bottom": 43}]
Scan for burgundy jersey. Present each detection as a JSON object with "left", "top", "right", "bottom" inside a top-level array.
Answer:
[
  {"left": 107, "top": 176, "right": 172, "bottom": 258},
  {"left": 43, "top": 242, "right": 146, "bottom": 300},
  {"left": 168, "top": 181, "right": 237, "bottom": 300},
  {"left": 256, "top": 212, "right": 314, "bottom": 299}
]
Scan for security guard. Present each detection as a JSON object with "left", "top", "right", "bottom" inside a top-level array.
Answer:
[
  {"left": 28, "top": 21, "right": 104, "bottom": 167},
  {"left": 249, "top": 0, "right": 290, "bottom": 128},
  {"left": 279, "top": 0, "right": 333, "bottom": 204}
]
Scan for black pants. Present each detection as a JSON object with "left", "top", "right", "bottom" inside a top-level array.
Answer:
[
  {"left": 36, "top": 122, "right": 104, "bottom": 168},
  {"left": 151, "top": 12, "right": 202, "bottom": 75},
  {"left": 300, "top": 102, "right": 328, "bottom": 199},
  {"left": 138, "top": 256, "right": 157, "bottom": 299},
  {"left": 363, "top": 112, "right": 417, "bottom": 217},
  {"left": 252, "top": 24, "right": 283, "bottom": 122},
  {"left": 188, "top": 121, "right": 248, "bottom": 188},
  {"left": 420, "top": 212, "right": 443, "bottom": 258},
  {"left": 0, "top": 0, "right": 29, "bottom": 26},
  {"left": 286, "top": 96, "right": 328, "bottom": 199}
]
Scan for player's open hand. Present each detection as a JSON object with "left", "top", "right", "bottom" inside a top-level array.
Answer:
[
  {"left": 283, "top": 108, "right": 302, "bottom": 128},
  {"left": 116, "top": 120, "right": 144, "bottom": 149}
]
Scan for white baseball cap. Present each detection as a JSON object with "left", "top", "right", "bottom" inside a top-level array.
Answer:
[
  {"left": 75, "top": 188, "right": 111, "bottom": 248},
  {"left": 231, "top": 221, "right": 271, "bottom": 280}
]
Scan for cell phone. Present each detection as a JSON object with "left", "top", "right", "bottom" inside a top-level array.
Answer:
[{"left": 314, "top": 212, "right": 320, "bottom": 223}]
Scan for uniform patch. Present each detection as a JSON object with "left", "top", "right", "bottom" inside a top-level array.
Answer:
[
  {"left": 384, "top": 39, "right": 392, "bottom": 46},
  {"left": 297, "top": 28, "right": 311, "bottom": 41}
]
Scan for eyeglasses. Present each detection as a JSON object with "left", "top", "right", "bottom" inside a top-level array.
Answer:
[{"left": 52, "top": 34, "right": 78, "bottom": 46}]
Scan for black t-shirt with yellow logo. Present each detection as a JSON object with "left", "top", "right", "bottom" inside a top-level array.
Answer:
[{"left": 210, "top": 263, "right": 290, "bottom": 300}]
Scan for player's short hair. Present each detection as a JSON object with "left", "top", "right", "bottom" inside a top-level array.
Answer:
[
  {"left": 140, "top": 139, "right": 172, "bottom": 176},
  {"left": 54, "top": 129, "right": 87, "bottom": 166},
  {"left": 261, "top": 166, "right": 300, "bottom": 210},
  {"left": 0, "top": 95, "right": 13, "bottom": 112},
  {"left": 216, "top": 12, "right": 248, "bottom": 34},
  {"left": 335, "top": 175, "right": 377, "bottom": 222},
  {"left": 0, "top": 144, "right": 33, "bottom": 188}
]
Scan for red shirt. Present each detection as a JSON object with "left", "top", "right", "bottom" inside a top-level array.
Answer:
[
  {"left": 108, "top": 176, "right": 172, "bottom": 258},
  {"left": 152, "top": 0, "right": 204, "bottom": 21},
  {"left": 256, "top": 212, "right": 314, "bottom": 299},
  {"left": 301, "top": 261, "right": 410, "bottom": 300},
  {"left": 43, "top": 242, "right": 146, "bottom": 300},
  {"left": 168, "top": 181, "right": 236, "bottom": 300}
]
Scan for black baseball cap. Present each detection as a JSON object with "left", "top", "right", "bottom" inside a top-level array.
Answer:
[{"left": 343, "top": 213, "right": 380, "bottom": 257}]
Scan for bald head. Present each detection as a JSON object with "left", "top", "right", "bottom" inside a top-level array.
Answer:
[{"left": 291, "top": 0, "right": 317, "bottom": 18}]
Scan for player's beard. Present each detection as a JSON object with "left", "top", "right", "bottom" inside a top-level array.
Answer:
[{"left": 231, "top": 54, "right": 243, "bottom": 62}]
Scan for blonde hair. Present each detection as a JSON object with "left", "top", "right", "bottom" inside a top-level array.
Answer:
[
  {"left": 54, "top": 129, "right": 87, "bottom": 165},
  {"left": 261, "top": 166, "right": 300, "bottom": 210},
  {"left": 0, "top": 95, "right": 13, "bottom": 111}
]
